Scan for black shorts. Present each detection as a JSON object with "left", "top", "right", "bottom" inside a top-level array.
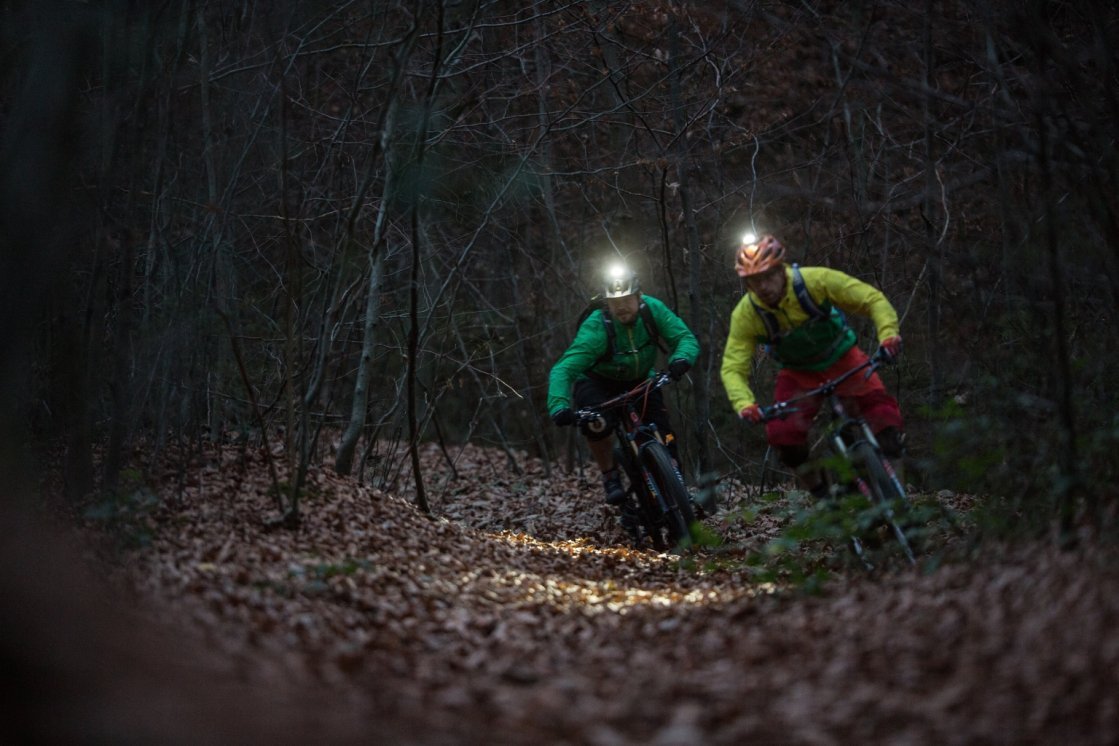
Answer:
[{"left": 572, "top": 375, "right": 673, "bottom": 442}]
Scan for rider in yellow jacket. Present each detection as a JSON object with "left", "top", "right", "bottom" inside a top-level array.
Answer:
[{"left": 720, "top": 234, "right": 904, "bottom": 499}]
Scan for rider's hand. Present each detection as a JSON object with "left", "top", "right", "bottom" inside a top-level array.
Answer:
[
  {"left": 551, "top": 408, "right": 576, "bottom": 427},
  {"left": 879, "top": 335, "right": 903, "bottom": 362},
  {"left": 668, "top": 358, "right": 691, "bottom": 381},
  {"left": 739, "top": 404, "right": 763, "bottom": 423}
]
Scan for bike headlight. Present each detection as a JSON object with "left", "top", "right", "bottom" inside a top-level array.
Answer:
[{"left": 587, "top": 415, "right": 608, "bottom": 434}]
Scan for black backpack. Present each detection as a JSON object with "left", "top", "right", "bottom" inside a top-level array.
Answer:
[{"left": 576, "top": 296, "right": 667, "bottom": 365}]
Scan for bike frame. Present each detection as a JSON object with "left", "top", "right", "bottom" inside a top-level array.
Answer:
[
  {"left": 574, "top": 372, "right": 692, "bottom": 549},
  {"left": 759, "top": 351, "right": 913, "bottom": 564},
  {"left": 760, "top": 355, "right": 881, "bottom": 478}
]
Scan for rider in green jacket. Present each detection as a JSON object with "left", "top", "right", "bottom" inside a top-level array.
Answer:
[{"left": 549, "top": 265, "right": 700, "bottom": 504}]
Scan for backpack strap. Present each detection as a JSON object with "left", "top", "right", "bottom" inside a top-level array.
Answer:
[
  {"left": 748, "top": 295, "right": 781, "bottom": 343},
  {"left": 750, "top": 265, "right": 837, "bottom": 344},
  {"left": 790, "top": 264, "right": 828, "bottom": 320},
  {"left": 638, "top": 301, "right": 668, "bottom": 354},
  {"left": 596, "top": 301, "right": 666, "bottom": 365},
  {"left": 596, "top": 308, "right": 618, "bottom": 365}
]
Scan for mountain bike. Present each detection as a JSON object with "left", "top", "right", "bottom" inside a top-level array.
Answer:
[
  {"left": 758, "top": 349, "right": 916, "bottom": 566},
  {"left": 574, "top": 372, "right": 697, "bottom": 551}
]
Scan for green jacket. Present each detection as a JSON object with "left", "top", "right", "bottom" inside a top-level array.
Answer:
[
  {"left": 548, "top": 294, "right": 700, "bottom": 415},
  {"left": 720, "top": 265, "right": 900, "bottom": 412}
]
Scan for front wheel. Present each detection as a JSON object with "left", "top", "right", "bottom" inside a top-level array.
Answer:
[
  {"left": 851, "top": 441, "right": 916, "bottom": 565},
  {"left": 640, "top": 441, "right": 696, "bottom": 550},
  {"left": 615, "top": 445, "right": 665, "bottom": 550}
]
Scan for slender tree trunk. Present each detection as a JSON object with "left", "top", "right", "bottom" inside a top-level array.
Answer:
[
  {"left": 1034, "top": 62, "right": 1083, "bottom": 537},
  {"left": 278, "top": 63, "right": 306, "bottom": 519},
  {"left": 668, "top": 5, "right": 710, "bottom": 477},
  {"left": 335, "top": 253, "right": 386, "bottom": 475},
  {"left": 407, "top": 207, "right": 431, "bottom": 513},
  {"left": 923, "top": 0, "right": 943, "bottom": 409},
  {"left": 334, "top": 21, "right": 418, "bottom": 476},
  {"left": 405, "top": 0, "right": 451, "bottom": 514},
  {"left": 103, "top": 229, "right": 134, "bottom": 494}
]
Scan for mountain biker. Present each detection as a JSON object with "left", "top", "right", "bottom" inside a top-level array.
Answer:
[
  {"left": 720, "top": 234, "right": 905, "bottom": 500},
  {"left": 548, "top": 264, "right": 701, "bottom": 505}
]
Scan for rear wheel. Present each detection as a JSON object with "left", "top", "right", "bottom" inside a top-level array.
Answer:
[
  {"left": 851, "top": 441, "right": 916, "bottom": 565},
  {"left": 640, "top": 441, "right": 695, "bottom": 550}
]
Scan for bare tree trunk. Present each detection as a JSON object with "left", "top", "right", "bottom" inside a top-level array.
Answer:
[
  {"left": 103, "top": 228, "right": 134, "bottom": 494},
  {"left": 334, "top": 20, "right": 418, "bottom": 476},
  {"left": 277, "top": 60, "right": 311, "bottom": 520},
  {"left": 407, "top": 206, "right": 431, "bottom": 514},
  {"left": 405, "top": 1, "right": 455, "bottom": 515},
  {"left": 668, "top": 5, "right": 710, "bottom": 478},
  {"left": 335, "top": 253, "right": 386, "bottom": 475},
  {"left": 1032, "top": 55, "right": 1084, "bottom": 537},
  {"left": 922, "top": 0, "right": 944, "bottom": 409}
]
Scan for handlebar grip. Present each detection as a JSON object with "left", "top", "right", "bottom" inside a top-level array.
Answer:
[{"left": 759, "top": 404, "right": 798, "bottom": 422}]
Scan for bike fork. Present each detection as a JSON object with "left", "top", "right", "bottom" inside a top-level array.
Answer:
[
  {"left": 880, "top": 457, "right": 906, "bottom": 500},
  {"left": 861, "top": 424, "right": 907, "bottom": 500},
  {"left": 854, "top": 474, "right": 901, "bottom": 523},
  {"left": 849, "top": 536, "right": 875, "bottom": 571}
]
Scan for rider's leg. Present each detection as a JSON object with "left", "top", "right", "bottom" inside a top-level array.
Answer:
[
  {"left": 587, "top": 434, "right": 615, "bottom": 472},
  {"left": 875, "top": 425, "right": 905, "bottom": 457},
  {"left": 874, "top": 426, "right": 906, "bottom": 483},
  {"left": 587, "top": 433, "right": 625, "bottom": 505},
  {"left": 573, "top": 377, "right": 627, "bottom": 504},
  {"left": 775, "top": 443, "right": 829, "bottom": 502},
  {"left": 768, "top": 370, "right": 826, "bottom": 499},
  {"left": 853, "top": 385, "right": 906, "bottom": 483}
]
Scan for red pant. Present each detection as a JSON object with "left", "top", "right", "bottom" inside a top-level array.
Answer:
[{"left": 765, "top": 346, "right": 903, "bottom": 447}]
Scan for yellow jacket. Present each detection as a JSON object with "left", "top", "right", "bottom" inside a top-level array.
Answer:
[{"left": 720, "top": 265, "right": 900, "bottom": 412}]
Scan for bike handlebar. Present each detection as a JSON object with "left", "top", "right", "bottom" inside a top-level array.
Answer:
[
  {"left": 756, "top": 347, "right": 893, "bottom": 423},
  {"left": 572, "top": 370, "right": 674, "bottom": 428}
]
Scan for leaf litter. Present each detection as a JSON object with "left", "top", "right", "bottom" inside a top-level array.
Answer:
[{"left": 58, "top": 440, "right": 1119, "bottom": 744}]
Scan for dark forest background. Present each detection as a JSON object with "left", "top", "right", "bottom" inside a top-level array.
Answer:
[{"left": 2, "top": 0, "right": 1117, "bottom": 539}]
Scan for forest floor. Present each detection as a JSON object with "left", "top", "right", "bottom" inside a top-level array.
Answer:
[{"left": 11, "top": 440, "right": 1119, "bottom": 744}]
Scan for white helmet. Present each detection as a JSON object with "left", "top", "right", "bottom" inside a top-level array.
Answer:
[{"left": 603, "top": 265, "right": 640, "bottom": 298}]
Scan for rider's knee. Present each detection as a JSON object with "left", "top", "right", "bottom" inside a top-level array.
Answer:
[{"left": 876, "top": 426, "right": 906, "bottom": 460}]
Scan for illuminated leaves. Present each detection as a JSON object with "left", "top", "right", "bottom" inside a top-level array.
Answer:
[{"left": 83, "top": 438, "right": 1119, "bottom": 744}]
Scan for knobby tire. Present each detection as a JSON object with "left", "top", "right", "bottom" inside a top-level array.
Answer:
[
  {"left": 617, "top": 447, "right": 667, "bottom": 550},
  {"left": 851, "top": 441, "right": 916, "bottom": 565},
  {"left": 636, "top": 485, "right": 669, "bottom": 552},
  {"left": 641, "top": 441, "right": 695, "bottom": 550}
]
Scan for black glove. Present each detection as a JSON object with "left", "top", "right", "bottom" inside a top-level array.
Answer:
[
  {"left": 551, "top": 407, "right": 575, "bottom": 427},
  {"left": 668, "top": 359, "right": 692, "bottom": 381}
]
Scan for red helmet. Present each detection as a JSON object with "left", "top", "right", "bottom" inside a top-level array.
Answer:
[{"left": 735, "top": 234, "right": 786, "bottom": 277}]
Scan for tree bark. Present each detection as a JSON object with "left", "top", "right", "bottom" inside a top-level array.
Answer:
[{"left": 668, "top": 4, "right": 711, "bottom": 477}]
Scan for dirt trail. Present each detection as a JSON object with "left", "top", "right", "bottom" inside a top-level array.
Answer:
[{"left": 15, "top": 443, "right": 1119, "bottom": 744}]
